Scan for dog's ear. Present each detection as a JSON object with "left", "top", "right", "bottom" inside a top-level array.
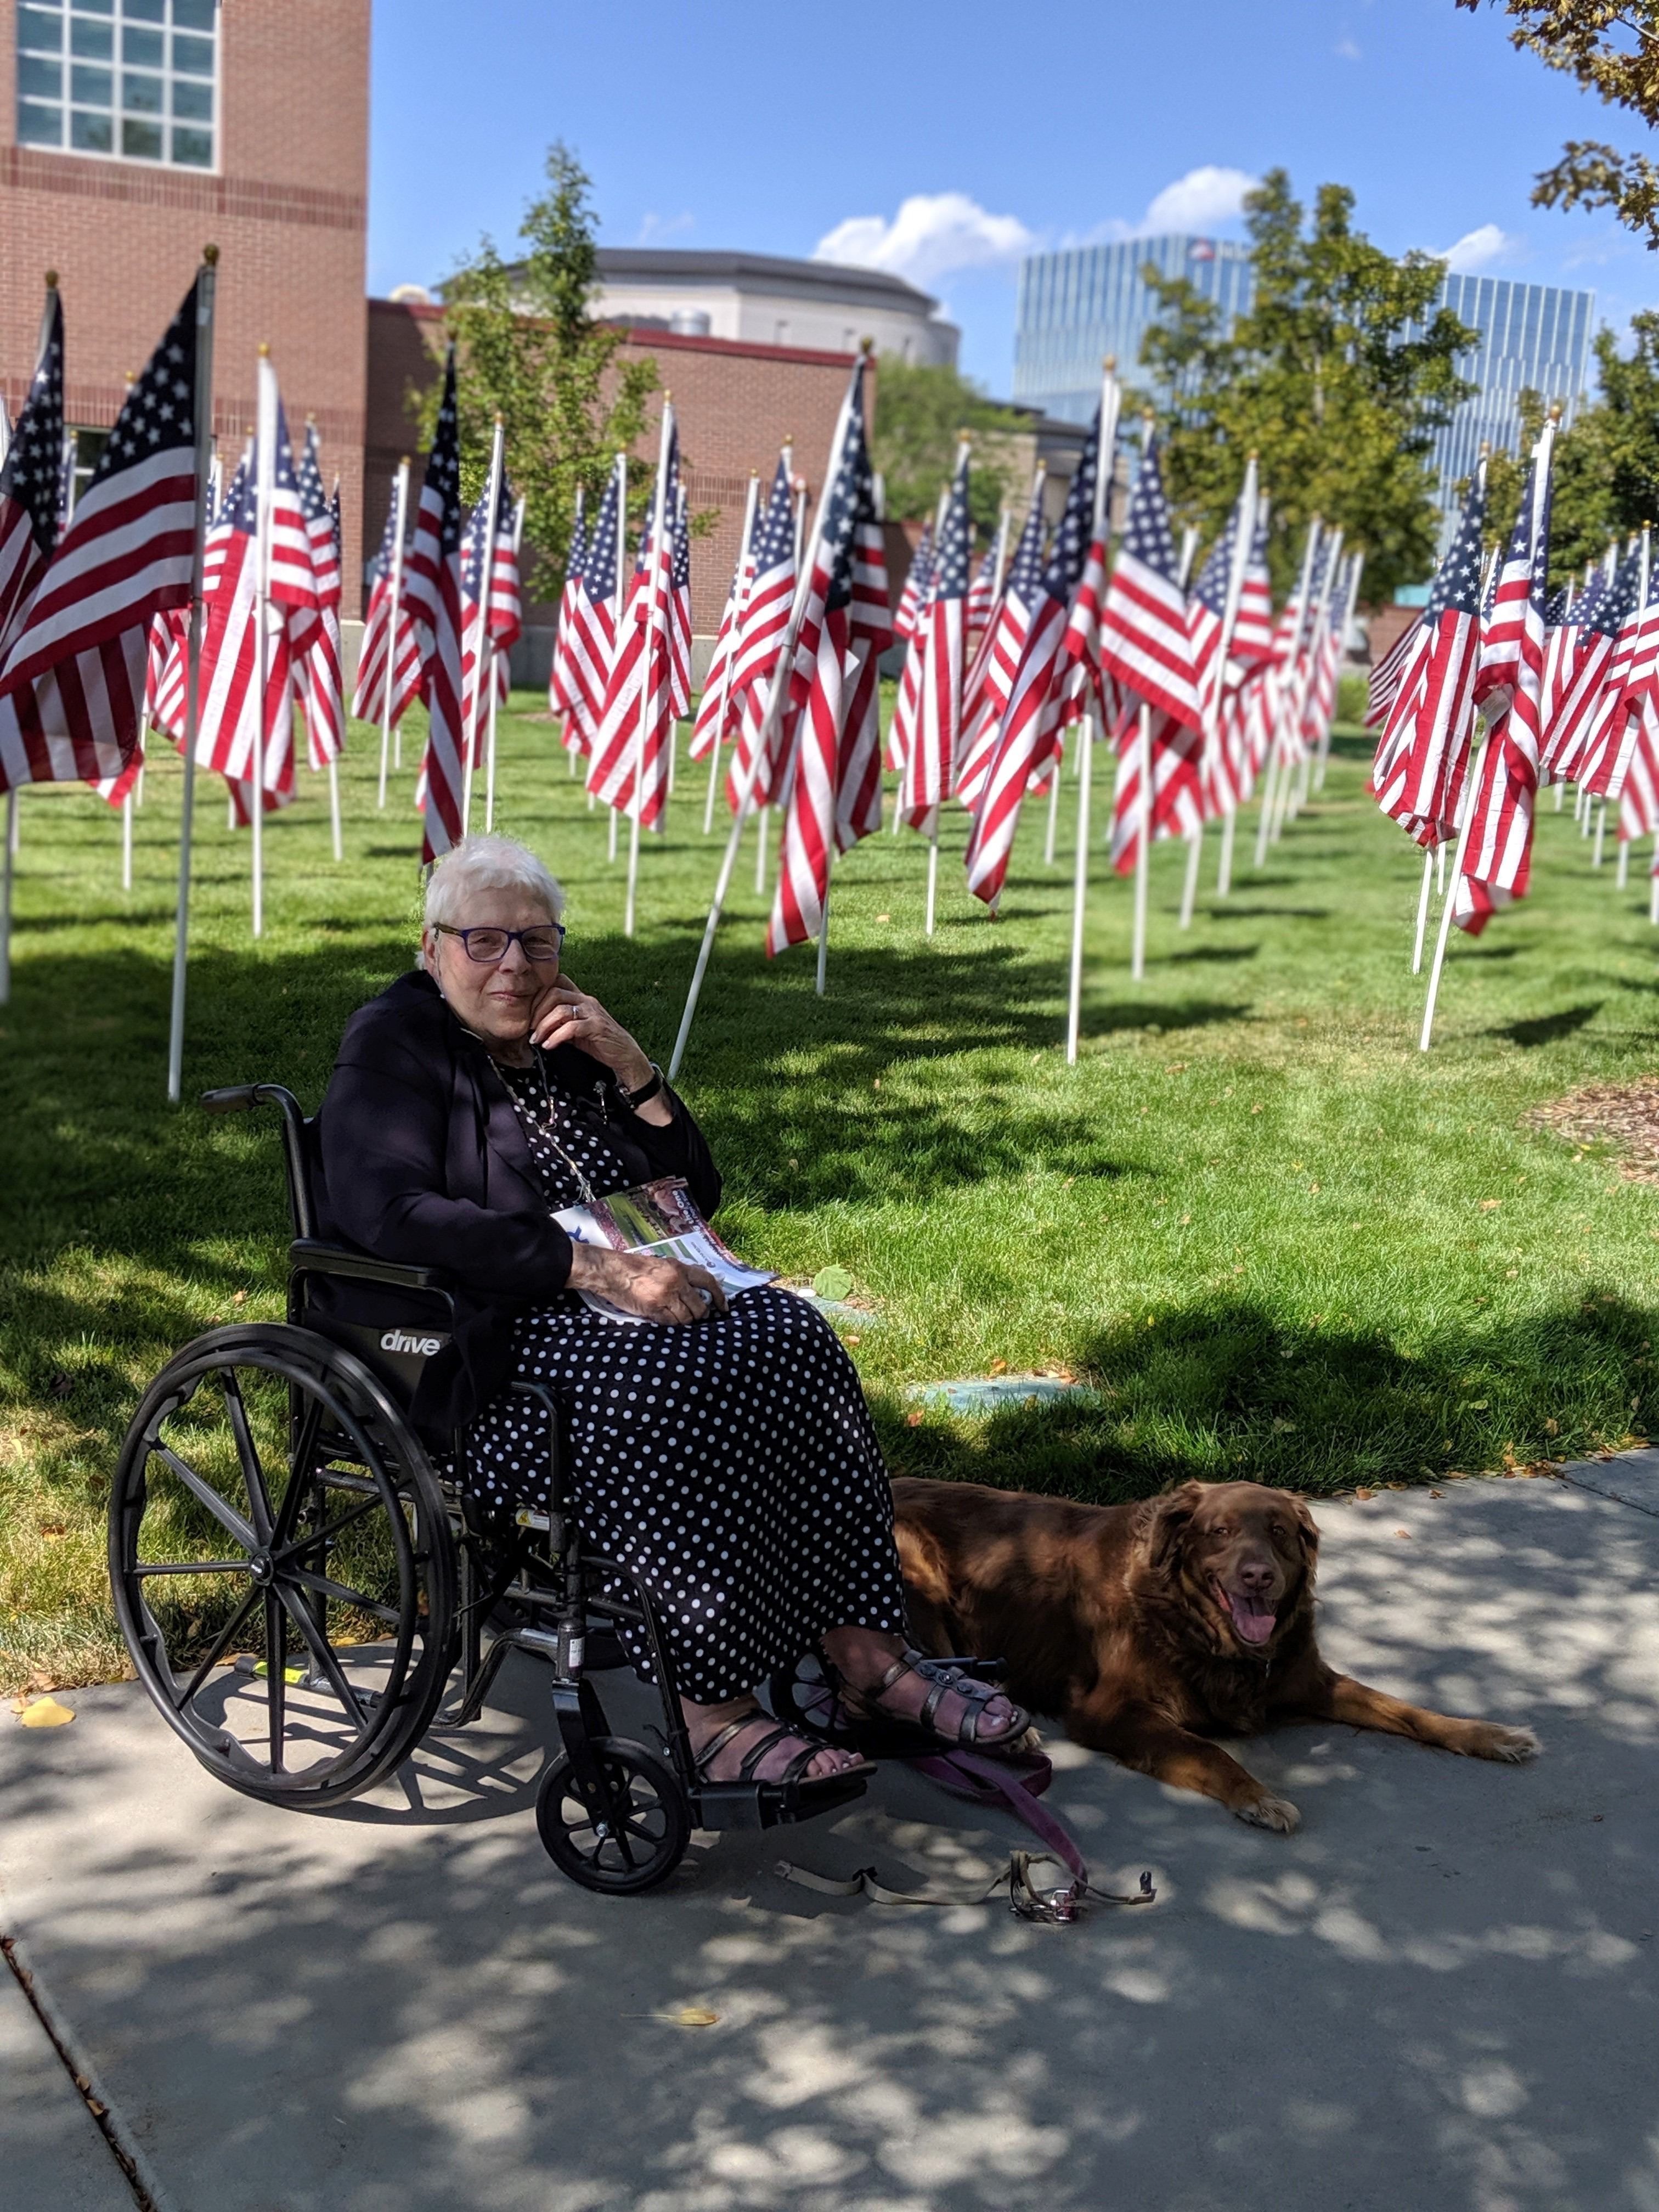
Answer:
[
  {"left": 1146, "top": 1483, "right": 1201, "bottom": 1579},
  {"left": 1290, "top": 1494, "right": 1320, "bottom": 1573}
]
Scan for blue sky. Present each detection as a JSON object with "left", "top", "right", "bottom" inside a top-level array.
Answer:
[{"left": 368, "top": 0, "right": 1659, "bottom": 393}]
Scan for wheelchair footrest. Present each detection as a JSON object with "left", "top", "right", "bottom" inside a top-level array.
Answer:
[{"left": 690, "top": 1771, "right": 868, "bottom": 1832}]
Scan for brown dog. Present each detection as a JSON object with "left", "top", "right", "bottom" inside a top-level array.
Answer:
[{"left": 891, "top": 1476, "right": 1538, "bottom": 1832}]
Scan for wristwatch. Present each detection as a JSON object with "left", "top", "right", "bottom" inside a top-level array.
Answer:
[{"left": 616, "top": 1061, "right": 666, "bottom": 1110}]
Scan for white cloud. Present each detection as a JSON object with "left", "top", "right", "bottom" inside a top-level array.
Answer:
[
  {"left": 1437, "top": 223, "right": 1525, "bottom": 274},
  {"left": 1334, "top": 37, "right": 1362, "bottom": 59},
  {"left": 812, "top": 192, "right": 1037, "bottom": 290},
  {"left": 1140, "top": 165, "right": 1260, "bottom": 236},
  {"left": 637, "top": 210, "right": 694, "bottom": 246}
]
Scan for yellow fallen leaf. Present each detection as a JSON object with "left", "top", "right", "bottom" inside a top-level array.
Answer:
[
  {"left": 1354, "top": 1487, "right": 1375, "bottom": 1500},
  {"left": 18, "top": 1696, "right": 75, "bottom": 1728},
  {"left": 626, "top": 2006, "right": 720, "bottom": 2027}
]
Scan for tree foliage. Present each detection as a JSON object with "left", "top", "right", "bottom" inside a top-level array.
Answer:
[
  {"left": 868, "top": 359, "right": 1028, "bottom": 544},
  {"left": 1457, "top": 2, "right": 1659, "bottom": 247},
  {"left": 1138, "top": 171, "right": 1477, "bottom": 601},
  {"left": 417, "top": 143, "right": 659, "bottom": 601},
  {"left": 1481, "top": 310, "right": 1659, "bottom": 576}
]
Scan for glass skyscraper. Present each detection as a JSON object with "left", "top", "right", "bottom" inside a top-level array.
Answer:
[{"left": 1014, "top": 237, "right": 1597, "bottom": 536}]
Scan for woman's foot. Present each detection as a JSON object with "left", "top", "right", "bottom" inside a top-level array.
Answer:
[
  {"left": 684, "top": 1697, "right": 867, "bottom": 1785},
  {"left": 821, "top": 1630, "right": 1028, "bottom": 1748}
]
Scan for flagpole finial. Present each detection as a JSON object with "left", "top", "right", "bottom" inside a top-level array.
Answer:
[
  {"left": 1103, "top": 355, "right": 1116, "bottom": 372},
  {"left": 1548, "top": 399, "right": 1563, "bottom": 422},
  {"left": 44, "top": 269, "right": 57, "bottom": 289},
  {"left": 860, "top": 337, "right": 874, "bottom": 355},
  {"left": 202, "top": 243, "right": 219, "bottom": 265},
  {"left": 258, "top": 340, "right": 270, "bottom": 357},
  {"left": 400, "top": 453, "right": 410, "bottom": 466}
]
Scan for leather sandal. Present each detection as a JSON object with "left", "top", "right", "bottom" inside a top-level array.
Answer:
[
  {"left": 694, "top": 1714, "right": 874, "bottom": 1790},
  {"left": 836, "top": 1649, "right": 1029, "bottom": 1748}
]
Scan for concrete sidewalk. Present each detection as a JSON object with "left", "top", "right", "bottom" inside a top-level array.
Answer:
[{"left": 3, "top": 1459, "right": 1657, "bottom": 2212}]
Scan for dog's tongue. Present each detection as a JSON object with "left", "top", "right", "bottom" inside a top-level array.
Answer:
[{"left": 1228, "top": 1594, "right": 1277, "bottom": 1645}]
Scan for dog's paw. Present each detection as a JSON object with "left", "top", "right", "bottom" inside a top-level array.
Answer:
[
  {"left": 1235, "top": 1791, "right": 1301, "bottom": 1833},
  {"left": 1468, "top": 1723, "right": 1539, "bottom": 1763}
]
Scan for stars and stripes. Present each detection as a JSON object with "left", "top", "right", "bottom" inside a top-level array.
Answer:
[
  {"left": 1373, "top": 472, "right": 1486, "bottom": 848},
  {"left": 588, "top": 413, "right": 680, "bottom": 830},
  {"left": 964, "top": 409, "right": 1103, "bottom": 904},
  {"left": 691, "top": 484, "right": 755, "bottom": 763},
  {"left": 899, "top": 441, "right": 970, "bottom": 829},
  {"left": 768, "top": 358, "right": 890, "bottom": 953},
  {"left": 190, "top": 452, "right": 293, "bottom": 810},
  {"left": 351, "top": 474, "right": 420, "bottom": 732},
  {"left": 0, "top": 282, "right": 64, "bottom": 657},
  {"left": 0, "top": 275, "right": 201, "bottom": 799},
  {"left": 546, "top": 486, "right": 586, "bottom": 726},
  {"left": 893, "top": 519, "right": 933, "bottom": 644},
  {"left": 561, "top": 459, "right": 623, "bottom": 756},
  {"left": 294, "top": 427, "right": 342, "bottom": 772},
  {"left": 725, "top": 455, "right": 798, "bottom": 814},
  {"left": 1455, "top": 431, "right": 1554, "bottom": 933},
  {"left": 955, "top": 486, "right": 1047, "bottom": 809},
  {"left": 1098, "top": 429, "right": 1204, "bottom": 734},
  {"left": 1538, "top": 553, "right": 1631, "bottom": 787},
  {"left": 402, "top": 348, "right": 468, "bottom": 862}
]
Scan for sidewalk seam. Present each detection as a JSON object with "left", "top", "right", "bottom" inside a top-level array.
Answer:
[{"left": 1, "top": 1931, "right": 176, "bottom": 2212}]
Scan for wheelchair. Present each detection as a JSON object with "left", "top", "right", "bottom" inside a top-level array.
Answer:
[{"left": 108, "top": 1083, "right": 872, "bottom": 1895}]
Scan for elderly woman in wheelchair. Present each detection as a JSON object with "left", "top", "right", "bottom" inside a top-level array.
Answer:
[{"left": 111, "top": 836, "right": 1022, "bottom": 1892}]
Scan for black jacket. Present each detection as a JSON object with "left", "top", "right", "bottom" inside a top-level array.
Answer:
[{"left": 313, "top": 969, "right": 721, "bottom": 1432}]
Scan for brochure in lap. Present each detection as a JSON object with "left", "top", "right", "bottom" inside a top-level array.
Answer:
[{"left": 554, "top": 1178, "right": 775, "bottom": 1322}]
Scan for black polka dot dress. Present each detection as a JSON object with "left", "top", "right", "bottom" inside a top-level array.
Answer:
[{"left": 459, "top": 1055, "right": 907, "bottom": 1704}]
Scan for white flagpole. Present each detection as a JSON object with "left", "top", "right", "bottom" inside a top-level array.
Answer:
[
  {"left": 482, "top": 492, "right": 524, "bottom": 834},
  {"left": 706, "top": 470, "right": 760, "bottom": 836},
  {"left": 122, "top": 790, "right": 134, "bottom": 890},
  {"left": 1132, "top": 704, "right": 1153, "bottom": 980},
  {"left": 376, "top": 455, "right": 409, "bottom": 808},
  {"left": 1066, "top": 712, "right": 1094, "bottom": 1062},
  {"left": 1282, "top": 524, "right": 1341, "bottom": 832},
  {"left": 625, "top": 397, "right": 674, "bottom": 938},
  {"left": 252, "top": 345, "right": 278, "bottom": 938},
  {"left": 166, "top": 246, "right": 218, "bottom": 1102},
  {"left": 815, "top": 887, "right": 831, "bottom": 996},
  {"left": 1317, "top": 550, "right": 1363, "bottom": 792},
  {"left": 1411, "top": 848, "right": 1434, "bottom": 972},
  {"left": 925, "top": 804, "right": 941, "bottom": 935},
  {"left": 461, "top": 414, "right": 504, "bottom": 838},
  {"left": 605, "top": 450, "right": 626, "bottom": 854},
  {"left": 1172, "top": 521, "right": 1202, "bottom": 928},
  {"left": 669, "top": 368, "right": 860, "bottom": 1079},
  {"left": 1045, "top": 734, "right": 1065, "bottom": 863},
  {"left": 327, "top": 758, "right": 342, "bottom": 861},
  {"left": 1255, "top": 516, "right": 1319, "bottom": 867}
]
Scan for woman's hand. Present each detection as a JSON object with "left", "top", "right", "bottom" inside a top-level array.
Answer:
[
  {"left": 566, "top": 1243, "right": 727, "bottom": 1324},
  {"left": 529, "top": 976, "right": 670, "bottom": 1123}
]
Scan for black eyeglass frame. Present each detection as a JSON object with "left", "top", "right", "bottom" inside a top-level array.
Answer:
[{"left": 432, "top": 922, "right": 568, "bottom": 965}]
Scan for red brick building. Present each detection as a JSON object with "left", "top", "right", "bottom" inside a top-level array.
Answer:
[
  {"left": 365, "top": 296, "right": 870, "bottom": 651},
  {"left": 0, "top": 0, "right": 369, "bottom": 606}
]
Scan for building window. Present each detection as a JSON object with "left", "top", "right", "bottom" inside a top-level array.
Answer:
[
  {"left": 773, "top": 319, "right": 789, "bottom": 347},
  {"left": 67, "top": 428, "right": 109, "bottom": 515},
  {"left": 17, "top": 0, "right": 218, "bottom": 172}
]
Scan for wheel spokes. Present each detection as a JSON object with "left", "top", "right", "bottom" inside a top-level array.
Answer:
[
  {"left": 177, "top": 1585, "right": 262, "bottom": 1707},
  {"left": 154, "top": 1443, "right": 257, "bottom": 1552},
  {"left": 270, "top": 1392, "right": 327, "bottom": 1552},
  {"left": 135, "top": 1559, "right": 251, "bottom": 1577},
  {"left": 267, "top": 1489, "right": 382, "bottom": 1570},
  {"left": 266, "top": 1591, "right": 286, "bottom": 1770},
  {"left": 281, "top": 1562, "right": 401, "bottom": 1626},
  {"left": 273, "top": 1585, "right": 368, "bottom": 1730},
  {"left": 221, "top": 1369, "right": 275, "bottom": 1543}
]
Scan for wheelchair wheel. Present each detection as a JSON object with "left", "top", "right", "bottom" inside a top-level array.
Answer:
[
  {"left": 536, "top": 1737, "right": 690, "bottom": 1894},
  {"left": 110, "top": 1324, "right": 457, "bottom": 1808},
  {"left": 766, "top": 1649, "right": 856, "bottom": 1743}
]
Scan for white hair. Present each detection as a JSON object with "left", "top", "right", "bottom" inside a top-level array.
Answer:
[{"left": 422, "top": 836, "right": 565, "bottom": 938}]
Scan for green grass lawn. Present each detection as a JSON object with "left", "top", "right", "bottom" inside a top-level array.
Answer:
[{"left": 3, "top": 691, "right": 1657, "bottom": 1692}]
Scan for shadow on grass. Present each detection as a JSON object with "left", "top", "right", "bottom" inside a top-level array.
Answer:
[
  {"left": 1163, "top": 945, "right": 1260, "bottom": 965},
  {"left": 1492, "top": 1003, "right": 1604, "bottom": 1048},
  {"left": 868, "top": 1293, "right": 1654, "bottom": 1501}
]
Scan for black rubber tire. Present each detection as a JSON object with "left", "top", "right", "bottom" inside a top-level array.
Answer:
[
  {"left": 536, "top": 1737, "right": 690, "bottom": 1894},
  {"left": 109, "top": 1324, "right": 457, "bottom": 1808},
  {"left": 766, "top": 1649, "right": 856, "bottom": 1743}
]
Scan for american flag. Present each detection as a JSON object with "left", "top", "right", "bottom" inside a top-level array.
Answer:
[
  {"left": 1184, "top": 474, "right": 1256, "bottom": 814},
  {"left": 955, "top": 487, "right": 1047, "bottom": 808},
  {"left": 1098, "top": 430, "right": 1204, "bottom": 734},
  {"left": 265, "top": 392, "right": 318, "bottom": 648},
  {"left": 401, "top": 348, "right": 467, "bottom": 862},
  {"left": 459, "top": 468, "right": 519, "bottom": 728},
  {"left": 668, "top": 479, "right": 692, "bottom": 720},
  {"left": 0, "top": 275, "right": 200, "bottom": 799},
  {"left": 893, "top": 519, "right": 933, "bottom": 644},
  {"left": 1373, "top": 474, "right": 1485, "bottom": 846},
  {"left": 964, "top": 525, "right": 1001, "bottom": 661},
  {"left": 1575, "top": 550, "right": 1650, "bottom": 799},
  {"left": 562, "top": 460, "right": 622, "bottom": 754},
  {"left": 191, "top": 453, "right": 294, "bottom": 811},
  {"left": 690, "top": 483, "right": 754, "bottom": 762},
  {"left": 725, "top": 455, "right": 797, "bottom": 813},
  {"left": 899, "top": 441, "right": 970, "bottom": 828},
  {"left": 964, "top": 411, "right": 1103, "bottom": 903},
  {"left": 295, "top": 430, "right": 342, "bottom": 772},
  {"left": 351, "top": 476, "right": 420, "bottom": 731},
  {"left": 1364, "top": 616, "right": 1422, "bottom": 732},
  {"left": 1538, "top": 555, "right": 1629, "bottom": 785},
  {"left": 546, "top": 485, "right": 585, "bottom": 723},
  {"left": 768, "top": 359, "right": 890, "bottom": 951},
  {"left": 588, "top": 414, "right": 679, "bottom": 829},
  {"left": 1455, "top": 433, "right": 1554, "bottom": 932},
  {"left": 0, "top": 283, "right": 63, "bottom": 657}
]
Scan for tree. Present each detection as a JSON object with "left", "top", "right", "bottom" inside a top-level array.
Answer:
[
  {"left": 1457, "top": 2, "right": 1659, "bottom": 248},
  {"left": 867, "top": 359, "right": 1027, "bottom": 544},
  {"left": 1139, "top": 171, "right": 1477, "bottom": 600},
  {"left": 419, "top": 144, "right": 659, "bottom": 601},
  {"left": 1481, "top": 310, "right": 1659, "bottom": 576}
]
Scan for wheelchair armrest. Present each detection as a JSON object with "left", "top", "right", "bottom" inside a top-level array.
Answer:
[{"left": 289, "top": 1239, "right": 456, "bottom": 1295}]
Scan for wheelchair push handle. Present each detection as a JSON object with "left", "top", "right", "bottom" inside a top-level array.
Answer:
[
  {"left": 200, "top": 1083, "right": 314, "bottom": 1238},
  {"left": 201, "top": 1082, "right": 303, "bottom": 1117}
]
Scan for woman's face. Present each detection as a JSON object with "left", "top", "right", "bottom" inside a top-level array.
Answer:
[{"left": 422, "top": 886, "right": 560, "bottom": 1055}]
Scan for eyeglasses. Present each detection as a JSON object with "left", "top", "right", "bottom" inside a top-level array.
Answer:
[{"left": 433, "top": 923, "right": 566, "bottom": 965}]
